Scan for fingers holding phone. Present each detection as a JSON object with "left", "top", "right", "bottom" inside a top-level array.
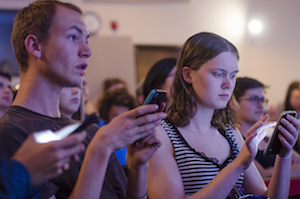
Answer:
[
  {"left": 277, "top": 113, "right": 300, "bottom": 158},
  {"left": 263, "top": 111, "right": 300, "bottom": 158},
  {"left": 94, "top": 104, "right": 166, "bottom": 153}
]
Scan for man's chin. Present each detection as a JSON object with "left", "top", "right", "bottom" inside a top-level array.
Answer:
[{"left": 65, "top": 79, "right": 82, "bottom": 87}]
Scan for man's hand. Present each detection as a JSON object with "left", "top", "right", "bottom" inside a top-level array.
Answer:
[
  {"left": 126, "top": 130, "right": 162, "bottom": 168},
  {"left": 13, "top": 132, "right": 86, "bottom": 186},
  {"left": 93, "top": 104, "right": 166, "bottom": 154}
]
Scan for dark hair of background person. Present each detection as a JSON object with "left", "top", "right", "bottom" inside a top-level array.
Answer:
[
  {"left": 0, "top": 60, "right": 13, "bottom": 75},
  {"left": 11, "top": 0, "right": 82, "bottom": 73},
  {"left": 284, "top": 81, "right": 300, "bottom": 111},
  {"left": 103, "top": 78, "right": 127, "bottom": 92},
  {"left": 168, "top": 32, "right": 239, "bottom": 130},
  {"left": 142, "top": 58, "right": 177, "bottom": 99},
  {"left": 98, "top": 88, "right": 137, "bottom": 122},
  {"left": 233, "top": 77, "right": 267, "bottom": 101},
  {"left": 0, "top": 71, "right": 12, "bottom": 82}
]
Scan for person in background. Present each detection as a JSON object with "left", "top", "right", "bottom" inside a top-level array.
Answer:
[
  {"left": 103, "top": 77, "right": 128, "bottom": 92},
  {"left": 97, "top": 87, "right": 137, "bottom": 165},
  {"left": 59, "top": 86, "right": 85, "bottom": 121},
  {"left": 234, "top": 77, "right": 300, "bottom": 178},
  {"left": 96, "top": 77, "right": 128, "bottom": 111},
  {"left": 82, "top": 76, "right": 97, "bottom": 116},
  {"left": 143, "top": 58, "right": 177, "bottom": 108},
  {"left": 136, "top": 78, "right": 145, "bottom": 105},
  {"left": 284, "top": 81, "right": 300, "bottom": 152},
  {"left": 284, "top": 81, "right": 300, "bottom": 118},
  {"left": 0, "top": 60, "right": 13, "bottom": 75},
  {"left": 0, "top": 132, "right": 86, "bottom": 199},
  {"left": 147, "top": 32, "right": 299, "bottom": 199},
  {"left": 0, "top": 71, "right": 13, "bottom": 118}
]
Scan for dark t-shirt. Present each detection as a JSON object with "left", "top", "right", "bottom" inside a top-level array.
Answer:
[{"left": 0, "top": 106, "right": 127, "bottom": 199}]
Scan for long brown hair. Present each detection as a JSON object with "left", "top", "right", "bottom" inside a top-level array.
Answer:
[{"left": 168, "top": 32, "right": 239, "bottom": 130}]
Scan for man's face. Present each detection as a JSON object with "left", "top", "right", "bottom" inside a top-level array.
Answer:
[
  {"left": 0, "top": 76, "right": 13, "bottom": 109},
  {"left": 39, "top": 5, "right": 91, "bottom": 87},
  {"left": 237, "top": 88, "right": 266, "bottom": 124}
]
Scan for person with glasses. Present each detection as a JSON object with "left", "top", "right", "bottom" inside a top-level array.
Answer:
[{"left": 234, "top": 77, "right": 300, "bottom": 178}]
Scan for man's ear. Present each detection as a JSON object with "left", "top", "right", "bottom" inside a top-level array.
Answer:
[
  {"left": 24, "top": 34, "right": 42, "bottom": 58},
  {"left": 182, "top": 66, "right": 193, "bottom": 84}
]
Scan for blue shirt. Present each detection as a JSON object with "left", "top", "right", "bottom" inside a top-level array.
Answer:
[{"left": 0, "top": 159, "right": 40, "bottom": 199}]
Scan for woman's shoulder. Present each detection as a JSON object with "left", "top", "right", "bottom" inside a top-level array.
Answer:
[
  {"left": 155, "top": 119, "right": 176, "bottom": 155},
  {"left": 229, "top": 127, "right": 245, "bottom": 149}
]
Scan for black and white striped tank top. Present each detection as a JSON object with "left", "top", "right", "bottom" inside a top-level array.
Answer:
[{"left": 161, "top": 119, "right": 244, "bottom": 197}]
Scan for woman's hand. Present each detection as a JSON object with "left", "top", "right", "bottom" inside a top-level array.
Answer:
[
  {"left": 278, "top": 114, "right": 300, "bottom": 159},
  {"left": 236, "top": 114, "right": 269, "bottom": 170}
]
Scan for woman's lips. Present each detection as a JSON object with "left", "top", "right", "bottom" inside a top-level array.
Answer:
[
  {"left": 70, "top": 98, "right": 79, "bottom": 103},
  {"left": 219, "top": 94, "right": 229, "bottom": 99}
]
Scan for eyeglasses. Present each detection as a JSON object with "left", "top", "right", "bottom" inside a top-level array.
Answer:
[{"left": 239, "top": 96, "right": 268, "bottom": 106}]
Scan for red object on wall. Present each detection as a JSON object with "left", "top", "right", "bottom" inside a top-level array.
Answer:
[{"left": 111, "top": 21, "right": 118, "bottom": 31}]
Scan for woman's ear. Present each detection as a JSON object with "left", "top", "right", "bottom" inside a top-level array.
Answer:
[
  {"left": 182, "top": 66, "right": 192, "bottom": 84},
  {"left": 24, "top": 34, "right": 42, "bottom": 58}
]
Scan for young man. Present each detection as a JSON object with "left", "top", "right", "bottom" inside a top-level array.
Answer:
[
  {"left": 0, "top": 1, "right": 166, "bottom": 199},
  {"left": 234, "top": 77, "right": 300, "bottom": 178},
  {"left": 0, "top": 71, "right": 13, "bottom": 118}
]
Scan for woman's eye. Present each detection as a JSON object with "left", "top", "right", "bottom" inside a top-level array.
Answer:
[
  {"left": 213, "top": 73, "right": 223, "bottom": 78},
  {"left": 69, "top": 35, "right": 76, "bottom": 41},
  {"left": 230, "top": 73, "right": 236, "bottom": 79}
]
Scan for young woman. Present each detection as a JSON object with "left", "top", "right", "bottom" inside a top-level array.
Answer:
[
  {"left": 59, "top": 86, "right": 84, "bottom": 121},
  {"left": 148, "top": 32, "right": 299, "bottom": 199},
  {"left": 143, "top": 57, "right": 177, "bottom": 107}
]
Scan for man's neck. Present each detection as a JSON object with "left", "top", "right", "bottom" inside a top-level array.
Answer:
[{"left": 12, "top": 73, "right": 62, "bottom": 118}]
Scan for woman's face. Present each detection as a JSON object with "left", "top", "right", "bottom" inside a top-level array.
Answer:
[
  {"left": 59, "top": 87, "right": 82, "bottom": 118},
  {"left": 290, "top": 89, "right": 300, "bottom": 111},
  {"left": 237, "top": 88, "right": 266, "bottom": 124},
  {"left": 188, "top": 51, "right": 239, "bottom": 110},
  {"left": 161, "top": 66, "right": 176, "bottom": 102}
]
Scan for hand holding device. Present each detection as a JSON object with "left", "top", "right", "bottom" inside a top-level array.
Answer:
[
  {"left": 34, "top": 113, "right": 98, "bottom": 143},
  {"left": 263, "top": 110, "right": 297, "bottom": 157},
  {"left": 143, "top": 89, "right": 167, "bottom": 111}
]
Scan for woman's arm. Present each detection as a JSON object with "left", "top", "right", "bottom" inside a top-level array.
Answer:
[
  {"left": 264, "top": 114, "right": 299, "bottom": 199},
  {"left": 253, "top": 159, "right": 273, "bottom": 178},
  {"left": 239, "top": 114, "right": 299, "bottom": 199}
]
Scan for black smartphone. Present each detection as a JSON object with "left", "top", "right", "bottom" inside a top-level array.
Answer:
[
  {"left": 263, "top": 110, "right": 297, "bottom": 157},
  {"left": 72, "top": 112, "right": 99, "bottom": 133},
  {"left": 143, "top": 89, "right": 167, "bottom": 108}
]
